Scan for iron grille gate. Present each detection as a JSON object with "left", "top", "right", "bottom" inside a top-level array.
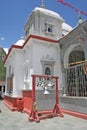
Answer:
[{"left": 66, "top": 64, "right": 87, "bottom": 97}]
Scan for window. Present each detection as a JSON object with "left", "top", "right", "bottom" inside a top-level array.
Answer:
[
  {"left": 7, "top": 74, "right": 13, "bottom": 95},
  {"left": 48, "top": 25, "right": 52, "bottom": 33},
  {"left": 41, "top": 55, "right": 55, "bottom": 76},
  {"left": 45, "top": 67, "right": 51, "bottom": 75},
  {"left": 45, "top": 20, "right": 54, "bottom": 35}
]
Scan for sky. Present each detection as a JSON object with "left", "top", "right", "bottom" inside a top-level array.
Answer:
[{"left": 0, "top": 0, "right": 87, "bottom": 51}]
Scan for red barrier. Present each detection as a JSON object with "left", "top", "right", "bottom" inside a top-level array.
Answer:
[{"left": 17, "top": 98, "right": 23, "bottom": 112}]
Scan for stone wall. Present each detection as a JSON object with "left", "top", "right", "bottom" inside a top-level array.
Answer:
[{"left": 60, "top": 96, "right": 87, "bottom": 114}]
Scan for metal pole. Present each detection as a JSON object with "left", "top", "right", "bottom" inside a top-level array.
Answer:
[{"left": 41, "top": 0, "right": 45, "bottom": 8}]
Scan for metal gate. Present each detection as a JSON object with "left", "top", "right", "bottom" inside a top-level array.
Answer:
[{"left": 66, "top": 63, "right": 87, "bottom": 96}]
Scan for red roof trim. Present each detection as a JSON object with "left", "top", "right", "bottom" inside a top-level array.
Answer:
[
  {"left": 4, "top": 35, "right": 58, "bottom": 64},
  {"left": 30, "top": 35, "right": 58, "bottom": 43},
  {"left": 22, "top": 35, "right": 58, "bottom": 48},
  {"left": 4, "top": 45, "right": 22, "bottom": 64}
]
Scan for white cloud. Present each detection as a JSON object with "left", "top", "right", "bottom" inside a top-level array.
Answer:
[{"left": 0, "top": 37, "right": 5, "bottom": 41}]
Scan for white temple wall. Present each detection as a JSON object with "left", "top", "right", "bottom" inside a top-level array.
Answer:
[
  {"left": 13, "top": 51, "right": 24, "bottom": 97},
  {"left": 33, "top": 40, "right": 63, "bottom": 90}
]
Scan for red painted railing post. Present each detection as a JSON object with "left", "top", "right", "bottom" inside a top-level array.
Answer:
[
  {"left": 29, "top": 75, "right": 40, "bottom": 122},
  {"left": 29, "top": 74, "right": 63, "bottom": 122}
]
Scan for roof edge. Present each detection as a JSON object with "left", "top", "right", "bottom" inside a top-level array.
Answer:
[{"left": 4, "top": 35, "right": 58, "bottom": 65}]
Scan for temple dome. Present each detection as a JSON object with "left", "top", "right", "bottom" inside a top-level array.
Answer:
[
  {"left": 62, "top": 22, "right": 73, "bottom": 35},
  {"left": 33, "top": 7, "right": 64, "bottom": 21},
  {"left": 15, "top": 38, "right": 25, "bottom": 46},
  {"left": 4, "top": 48, "right": 8, "bottom": 54}
]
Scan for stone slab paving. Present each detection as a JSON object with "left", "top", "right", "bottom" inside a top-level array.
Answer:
[{"left": 0, "top": 100, "right": 87, "bottom": 130}]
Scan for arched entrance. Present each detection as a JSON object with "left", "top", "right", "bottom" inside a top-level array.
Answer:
[{"left": 66, "top": 46, "right": 87, "bottom": 96}]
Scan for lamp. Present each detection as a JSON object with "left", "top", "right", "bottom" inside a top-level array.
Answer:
[{"left": 43, "top": 86, "right": 50, "bottom": 95}]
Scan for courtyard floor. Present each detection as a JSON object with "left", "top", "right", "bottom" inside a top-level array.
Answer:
[{"left": 0, "top": 100, "right": 87, "bottom": 130}]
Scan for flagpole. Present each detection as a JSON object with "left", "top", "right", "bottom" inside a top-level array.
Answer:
[{"left": 41, "top": 0, "right": 45, "bottom": 8}]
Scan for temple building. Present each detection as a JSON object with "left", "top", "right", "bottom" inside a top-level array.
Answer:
[{"left": 4, "top": 3, "right": 87, "bottom": 115}]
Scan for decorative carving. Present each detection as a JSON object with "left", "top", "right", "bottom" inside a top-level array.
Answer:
[
  {"left": 41, "top": 54, "right": 55, "bottom": 75},
  {"left": 41, "top": 54, "right": 55, "bottom": 62}
]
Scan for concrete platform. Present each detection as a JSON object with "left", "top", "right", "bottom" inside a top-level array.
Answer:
[{"left": 0, "top": 100, "right": 87, "bottom": 130}]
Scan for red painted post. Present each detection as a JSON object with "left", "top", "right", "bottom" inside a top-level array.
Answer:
[
  {"left": 55, "top": 77, "right": 59, "bottom": 105},
  {"left": 32, "top": 75, "right": 36, "bottom": 102},
  {"left": 29, "top": 75, "right": 40, "bottom": 122},
  {"left": 53, "top": 76, "right": 63, "bottom": 117}
]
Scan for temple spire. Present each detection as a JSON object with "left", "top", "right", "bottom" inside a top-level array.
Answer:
[
  {"left": 78, "top": 12, "right": 83, "bottom": 24},
  {"left": 41, "top": 0, "right": 45, "bottom": 8}
]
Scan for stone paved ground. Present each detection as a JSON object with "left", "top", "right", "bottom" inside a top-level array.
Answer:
[{"left": 0, "top": 100, "right": 87, "bottom": 130}]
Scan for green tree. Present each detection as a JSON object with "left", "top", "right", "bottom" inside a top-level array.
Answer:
[{"left": 0, "top": 61, "right": 6, "bottom": 81}]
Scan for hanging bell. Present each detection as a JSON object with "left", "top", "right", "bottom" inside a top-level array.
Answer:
[
  {"left": 43, "top": 86, "right": 50, "bottom": 95},
  {"left": 41, "top": 82, "right": 44, "bottom": 87},
  {"left": 48, "top": 81, "right": 52, "bottom": 87}
]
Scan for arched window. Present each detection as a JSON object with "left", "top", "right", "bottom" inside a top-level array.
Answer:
[
  {"left": 69, "top": 50, "right": 85, "bottom": 66},
  {"left": 41, "top": 55, "right": 55, "bottom": 76},
  {"left": 45, "top": 67, "right": 51, "bottom": 75}
]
